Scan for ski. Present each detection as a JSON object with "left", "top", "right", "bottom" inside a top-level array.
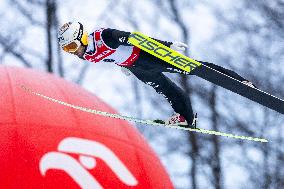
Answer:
[
  {"left": 128, "top": 32, "right": 284, "bottom": 115},
  {"left": 21, "top": 85, "right": 268, "bottom": 143}
]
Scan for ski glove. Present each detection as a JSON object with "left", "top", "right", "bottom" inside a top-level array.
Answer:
[
  {"left": 170, "top": 42, "right": 188, "bottom": 52},
  {"left": 120, "top": 66, "right": 132, "bottom": 76}
]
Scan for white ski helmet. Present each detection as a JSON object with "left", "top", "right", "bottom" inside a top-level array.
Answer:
[{"left": 58, "top": 22, "right": 88, "bottom": 53}]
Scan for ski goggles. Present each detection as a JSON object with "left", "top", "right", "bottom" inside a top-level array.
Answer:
[{"left": 62, "top": 40, "right": 81, "bottom": 53}]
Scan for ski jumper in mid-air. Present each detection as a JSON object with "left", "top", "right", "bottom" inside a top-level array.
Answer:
[{"left": 58, "top": 22, "right": 256, "bottom": 128}]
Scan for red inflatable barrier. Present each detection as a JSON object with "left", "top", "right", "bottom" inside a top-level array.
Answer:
[{"left": 0, "top": 65, "right": 173, "bottom": 189}]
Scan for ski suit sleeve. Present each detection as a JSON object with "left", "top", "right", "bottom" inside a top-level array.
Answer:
[{"left": 101, "top": 28, "right": 173, "bottom": 48}]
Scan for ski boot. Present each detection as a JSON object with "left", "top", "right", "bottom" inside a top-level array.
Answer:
[
  {"left": 165, "top": 113, "right": 188, "bottom": 127},
  {"left": 166, "top": 113, "right": 197, "bottom": 129},
  {"left": 154, "top": 113, "right": 198, "bottom": 129}
]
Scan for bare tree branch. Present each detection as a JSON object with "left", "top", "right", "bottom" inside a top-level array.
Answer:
[
  {"left": 10, "top": 0, "right": 44, "bottom": 27},
  {"left": 0, "top": 35, "right": 32, "bottom": 67}
]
